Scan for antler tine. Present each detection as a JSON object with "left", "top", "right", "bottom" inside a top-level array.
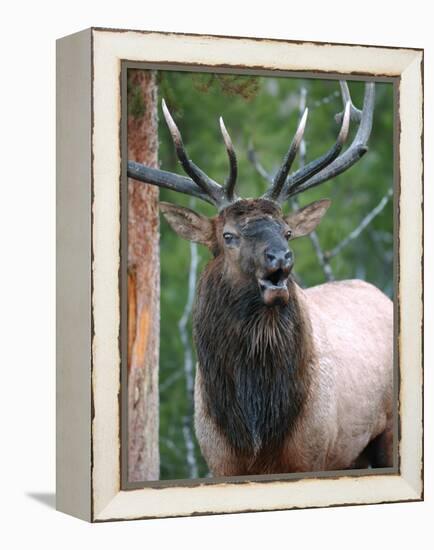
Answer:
[
  {"left": 279, "top": 99, "right": 352, "bottom": 200},
  {"left": 263, "top": 107, "right": 308, "bottom": 201},
  {"left": 161, "top": 99, "right": 226, "bottom": 206},
  {"left": 335, "top": 81, "right": 363, "bottom": 124},
  {"left": 219, "top": 116, "right": 238, "bottom": 201},
  {"left": 285, "top": 82, "right": 375, "bottom": 199}
]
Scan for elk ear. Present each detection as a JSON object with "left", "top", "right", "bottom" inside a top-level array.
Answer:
[
  {"left": 285, "top": 199, "right": 331, "bottom": 238},
  {"left": 160, "top": 202, "right": 214, "bottom": 247}
]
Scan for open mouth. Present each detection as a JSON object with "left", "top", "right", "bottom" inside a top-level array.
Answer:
[
  {"left": 258, "top": 268, "right": 288, "bottom": 290},
  {"left": 257, "top": 268, "right": 290, "bottom": 306}
]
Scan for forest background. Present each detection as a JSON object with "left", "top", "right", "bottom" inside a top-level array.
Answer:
[{"left": 128, "top": 70, "right": 394, "bottom": 480}]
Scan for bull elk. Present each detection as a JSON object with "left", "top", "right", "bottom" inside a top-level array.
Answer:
[{"left": 128, "top": 81, "right": 393, "bottom": 476}]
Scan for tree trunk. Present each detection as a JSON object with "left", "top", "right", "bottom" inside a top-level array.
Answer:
[{"left": 127, "top": 70, "right": 160, "bottom": 482}]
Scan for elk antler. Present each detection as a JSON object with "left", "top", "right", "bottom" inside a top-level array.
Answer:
[
  {"left": 127, "top": 100, "right": 239, "bottom": 209},
  {"left": 263, "top": 107, "right": 309, "bottom": 201},
  {"left": 127, "top": 82, "right": 375, "bottom": 210},
  {"left": 275, "top": 82, "right": 375, "bottom": 202},
  {"left": 219, "top": 116, "right": 238, "bottom": 201}
]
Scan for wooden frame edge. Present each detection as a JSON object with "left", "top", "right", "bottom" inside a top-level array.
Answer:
[{"left": 56, "top": 27, "right": 93, "bottom": 522}]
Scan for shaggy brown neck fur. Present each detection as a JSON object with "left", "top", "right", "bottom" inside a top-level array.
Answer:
[{"left": 193, "top": 256, "right": 313, "bottom": 470}]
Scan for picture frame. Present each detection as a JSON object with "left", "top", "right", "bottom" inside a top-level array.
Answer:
[{"left": 56, "top": 27, "right": 423, "bottom": 522}]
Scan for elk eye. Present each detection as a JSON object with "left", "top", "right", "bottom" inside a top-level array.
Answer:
[
  {"left": 223, "top": 232, "right": 236, "bottom": 244},
  {"left": 285, "top": 230, "right": 292, "bottom": 240}
]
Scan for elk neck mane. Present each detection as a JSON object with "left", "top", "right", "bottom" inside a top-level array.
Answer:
[{"left": 193, "top": 256, "right": 314, "bottom": 469}]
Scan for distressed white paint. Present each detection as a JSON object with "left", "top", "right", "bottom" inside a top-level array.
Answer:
[
  {"left": 397, "top": 55, "right": 424, "bottom": 494},
  {"left": 97, "top": 475, "right": 420, "bottom": 520}
]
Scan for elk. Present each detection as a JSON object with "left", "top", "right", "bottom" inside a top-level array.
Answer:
[{"left": 128, "top": 81, "right": 393, "bottom": 476}]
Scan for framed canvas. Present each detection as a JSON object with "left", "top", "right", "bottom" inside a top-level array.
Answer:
[{"left": 56, "top": 27, "right": 423, "bottom": 522}]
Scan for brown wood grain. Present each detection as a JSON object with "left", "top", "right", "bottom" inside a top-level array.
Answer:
[{"left": 127, "top": 69, "right": 160, "bottom": 482}]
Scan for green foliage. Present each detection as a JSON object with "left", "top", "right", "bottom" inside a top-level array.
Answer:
[{"left": 131, "top": 69, "right": 394, "bottom": 480}]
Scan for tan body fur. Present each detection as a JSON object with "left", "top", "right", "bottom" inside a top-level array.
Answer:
[{"left": 195, "top": 279, "right": 393, "bottom": 476}]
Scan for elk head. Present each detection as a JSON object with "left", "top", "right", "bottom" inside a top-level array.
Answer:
[
  {"left": 160, "top": 198, "right": 330, "bottom": 306},
  {"left": 127, "top": 82, "right": 375, "bottom": 306}
]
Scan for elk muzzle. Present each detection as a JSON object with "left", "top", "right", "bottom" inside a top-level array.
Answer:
[{"left": 258, "top": 246, "right": 294, "bottom": 306}]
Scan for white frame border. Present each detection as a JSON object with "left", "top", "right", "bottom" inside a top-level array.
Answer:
[{"left": 89, "top": 29, "right": 423, "bottom": 522}]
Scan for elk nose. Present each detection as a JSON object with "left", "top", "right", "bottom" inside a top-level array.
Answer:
[{"left": 265, "top": 248, "right": 293, "bottom": 270}]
